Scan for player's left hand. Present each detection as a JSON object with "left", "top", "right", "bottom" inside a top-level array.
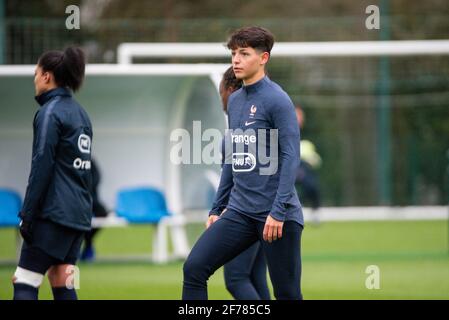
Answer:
[{"left": 263, "top": 215, "right": 284, "bottom": 243}]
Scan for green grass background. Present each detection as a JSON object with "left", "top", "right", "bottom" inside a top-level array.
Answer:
[{"left": 1, "top": 220, "right": 448, "bottom": 299}]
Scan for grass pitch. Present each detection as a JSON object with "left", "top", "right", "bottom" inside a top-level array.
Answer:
[{"left": 1, "top": 219, "right": 448, "bottom": 299}]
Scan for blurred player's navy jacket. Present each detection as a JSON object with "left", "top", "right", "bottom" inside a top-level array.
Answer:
[{"left": 21, "top": 87, "right": 93, "bottom": 231}]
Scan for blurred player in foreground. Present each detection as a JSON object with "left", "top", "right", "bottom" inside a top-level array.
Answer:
[{"left": 12, "top": 47, "right": 93, "bottom": 300}]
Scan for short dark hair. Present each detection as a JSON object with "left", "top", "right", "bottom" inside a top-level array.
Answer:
[
  {"left": 221, "top": 66, "right": 242, "bottom": 90},
  {"left": 227, "top": 26, "right": 274, "bottom": 54},
  {"left": 38, "top": 46, "right": 86, "bottom": 92}
]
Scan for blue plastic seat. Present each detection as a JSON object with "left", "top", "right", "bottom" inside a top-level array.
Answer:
[
  {"left": 115, "top": 187, "right": 171, "bottom": 224},
  {"left": 0, "top": 188, "right": 21, "bottom": 227}
]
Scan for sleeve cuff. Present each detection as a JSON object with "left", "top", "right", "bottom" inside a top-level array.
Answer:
[
  {"left": 18, "top": 210, "right": 32, "bottom": 221},
  {"left": 270, "top": 202, "right": 287, "bottom": 222}
]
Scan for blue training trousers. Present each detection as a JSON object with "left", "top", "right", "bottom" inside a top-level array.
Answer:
[
  {"left": 224, "top": 241, "right": 271, "bottom": 300},
  {"left": 183, "top": 209, "right": 303, "bottom": 300}
]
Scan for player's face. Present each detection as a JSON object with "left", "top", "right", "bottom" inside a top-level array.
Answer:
[
  {"left": 231, "top": 46, "right": 268, "bottom": 84},
  {"left": 34, "top": 65, "right": 50, "bottom": 96}
]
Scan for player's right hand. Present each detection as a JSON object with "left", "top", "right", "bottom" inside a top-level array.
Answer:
[{"left": 206, "top": 215, "right": 220, "bottom": 229}]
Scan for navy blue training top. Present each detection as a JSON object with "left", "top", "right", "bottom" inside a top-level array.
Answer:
[
  {"left": 21, "top": 87, "right": 93, "bottom": 231},
  {"left": 210, "top": 76, "right": 303, "bottom": 226}
]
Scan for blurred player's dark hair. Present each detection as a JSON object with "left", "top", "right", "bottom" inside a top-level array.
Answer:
[
  {"left": 222, "top": 66, "right": 243, "bottom": 90},
  {"left": 38, "top": 46, "right": 86, "bottom": 92}
]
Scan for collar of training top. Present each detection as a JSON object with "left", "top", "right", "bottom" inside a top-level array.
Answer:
[
  {"left": 35, "top": 87, "right": 72, "bottom": 106},
  {"left": 242, "top": 75, "right": 269, "bottom": 94}
]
